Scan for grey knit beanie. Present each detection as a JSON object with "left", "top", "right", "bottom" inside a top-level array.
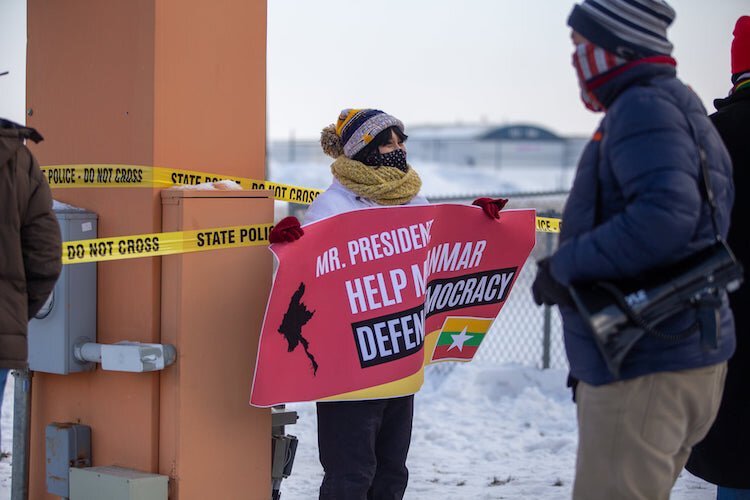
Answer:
[{"left": 568, "top": 0, "right": 676, "bottom": 59}]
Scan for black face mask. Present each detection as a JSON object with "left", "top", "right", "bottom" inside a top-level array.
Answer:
[
  {"left": 380, "top": 149, "right": 408, "bottom": 171},
  {"left": 363, "top": 148, "right": 408, "bottom": 171}
]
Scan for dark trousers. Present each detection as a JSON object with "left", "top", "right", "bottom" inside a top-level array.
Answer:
[{"left": 317, "top": 395, "right": 414, "bottom": 500}]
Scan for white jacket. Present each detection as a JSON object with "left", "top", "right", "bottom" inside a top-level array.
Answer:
[{"left": 304, "top": 178, "right": 428, "bottom": 225}]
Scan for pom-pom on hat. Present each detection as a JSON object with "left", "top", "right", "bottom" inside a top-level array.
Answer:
[
  {"left": 732, "top": 16, "right": 750, "bottom": 76},
  {"left": 320, "top": 108, "right": 404, "bottom": 159},
  {"left": 567, "top": 0, "right": 676, "bottom": 59}
]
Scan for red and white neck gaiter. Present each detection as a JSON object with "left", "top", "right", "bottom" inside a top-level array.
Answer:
[{"left": 572, "top": 42, "right": 627, "bottom": 112}]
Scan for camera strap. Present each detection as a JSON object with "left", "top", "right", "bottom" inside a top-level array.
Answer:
[{"left": 592, "top": 92, "right": 726, "bottom": 344}]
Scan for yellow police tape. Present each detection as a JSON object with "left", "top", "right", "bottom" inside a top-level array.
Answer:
[
  {"left": 48, "top": 164, "right": 561, "bottom": 264},
  {"left": 64, "top": 216, "right": 560, "bottom": 265},
  {"left": 42, "top": 164, "right": 322, "bottom": 205},
  {"left": 535, "top": 216, "right": 562, "bottom": 234},
  {"left": 63, "top": 223, "right": 272, "bottom": 265},
  {"left": 43, "top": 164, "right": 562, "bottom": 233}
]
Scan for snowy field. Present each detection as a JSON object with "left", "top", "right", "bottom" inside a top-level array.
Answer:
[
  {"left": 279, "top": 363, "right": 717, "bottom": 500},
  {"left": 269, "top": 160, "right": 576, "bottom": 198},
  {"left": 1, "top": 376, "right": 13, "bottom": 497},
  {"left": 0, "top": 358, "right": 718, "bottom": 500}
]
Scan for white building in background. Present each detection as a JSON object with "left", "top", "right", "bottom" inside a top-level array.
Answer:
[
  {"left": 406, "top": 124, "right": 587, "bottom": 168},
  {"left": 268, "top": 123, "right": 588, "bottom": 170}
]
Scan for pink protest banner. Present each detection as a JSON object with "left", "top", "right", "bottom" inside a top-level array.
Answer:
[{"left": 250, "top": 205, "right": 536, "bottom": 407}]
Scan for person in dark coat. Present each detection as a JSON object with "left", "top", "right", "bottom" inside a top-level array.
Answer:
[
  {"left": 686, "top": 16, "right": 750, "bottom": 500},
  {"left": 531, "top": 1, "right": 735, "bottom": 499},
  {"left": 0, "top": 118, "right": 62, "bottom": 449},
  {"left": 0, "top": 119, "right": 61, "bottom": 366}
]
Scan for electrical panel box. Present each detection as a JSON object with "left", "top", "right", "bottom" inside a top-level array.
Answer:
[
  {"left": 69, "top": 466, "right": 168, "bottom": 500},
  {"left": 46, "top": 423, "right": 92, "bottom": 498},
  {"left": 28, "top": 203, "right": 97, "bottom": 374}
]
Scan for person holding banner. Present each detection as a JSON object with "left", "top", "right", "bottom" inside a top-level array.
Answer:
[
  {"left": 268, "top": 108, "right": 505, "bottom": 500},
  {"left": 531, "top": 1, "right": 735, "bottom": 499}
]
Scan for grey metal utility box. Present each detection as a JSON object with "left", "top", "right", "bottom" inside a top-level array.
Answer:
[
  {"left": 69, "top": 466, "right": 168, "bottom": 500},
  {"left": 28, "top": 203, "right": 97, "bottom": 374},
  {"left": 46, "top": 423, "right": 92, "bottom": 497}
]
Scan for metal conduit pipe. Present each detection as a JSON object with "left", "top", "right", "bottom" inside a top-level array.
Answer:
[{"left": 73, "top": 342, "right": 177, "bottom": 372}]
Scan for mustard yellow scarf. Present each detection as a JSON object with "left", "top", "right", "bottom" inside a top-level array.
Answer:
[{"left": 330, "top": 156, "right": 422, "bottom": 206}]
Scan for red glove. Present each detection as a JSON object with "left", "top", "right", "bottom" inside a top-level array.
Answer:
[
  {"left": 472, "top": 197, "right": 509, "bottom": 219},
  {"left": 269, "top": 216, "right": 304, "bottom": 243}
]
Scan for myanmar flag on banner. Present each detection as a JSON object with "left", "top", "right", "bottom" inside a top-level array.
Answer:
[{"left": 430, "top": 317, "right": 494, "bottom": 362}]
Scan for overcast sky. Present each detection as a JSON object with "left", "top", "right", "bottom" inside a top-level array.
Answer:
[
  {"left": 268, "top": 0, "right": 748, "bottom": 139},
  {"left": 0, "top": 0, "right": 26, "bottom": 124},
  {"left": 2, "top": 2, "right": 747, "bottom": 139}
]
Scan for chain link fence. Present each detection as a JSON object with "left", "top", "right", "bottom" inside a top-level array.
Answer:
[
  {"left": 421, "top": 191, "right": 570, "bottom": 382},
  {"left": 287, "top": 189, "right": 570, "bottom": 377}
]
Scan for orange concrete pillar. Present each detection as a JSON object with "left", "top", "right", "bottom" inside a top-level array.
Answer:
[
  {"left": 25, "top": 0, "right": 268, "bottom": 498},
  {"left": 160, "top": 190, "right": 273, "bottom": 498}
]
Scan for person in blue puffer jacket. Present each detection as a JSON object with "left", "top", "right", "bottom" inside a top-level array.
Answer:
[{"left": 531, "top": 1, "right": 735, "bottom": 499}]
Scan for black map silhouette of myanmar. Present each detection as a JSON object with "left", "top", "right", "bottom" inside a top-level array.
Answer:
[{"left": 277, "top": 282, "right": 318, "bottom": 375}]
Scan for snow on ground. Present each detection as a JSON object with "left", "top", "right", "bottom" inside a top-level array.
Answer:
[
  {"left": 0, "top": 364, "right": 716, "bottom": 499},
  {"left": 279, "top": 362, "right": 716, "bottom": 500},
  {"left": 269, "top": 160, "right": 576, "bottom": 198},
  {"left": 1, "top": 374, "right": 13, "bottom": 498}
]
